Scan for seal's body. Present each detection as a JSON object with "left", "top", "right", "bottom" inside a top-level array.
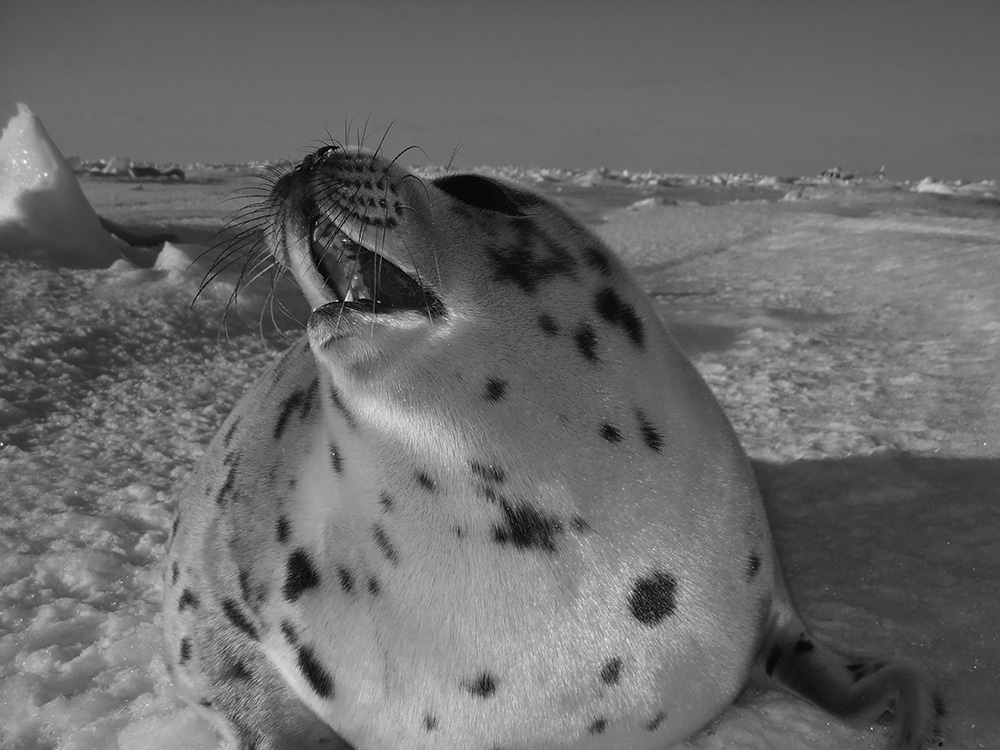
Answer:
[{"left": 163, "top": 145, "right": 936, "bottom": 750}]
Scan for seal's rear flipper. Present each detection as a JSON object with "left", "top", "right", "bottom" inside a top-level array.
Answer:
[{"left": 751, "top": 608, "right": 942, "bottom": 750}]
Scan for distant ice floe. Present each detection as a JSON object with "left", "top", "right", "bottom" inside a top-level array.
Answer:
[
  {"left": 102, "top": 153, "right": 132, "bottom": 176},
  {"left": 913, "top": 176, "right": 998, "bottom": 199},
  {"left": 0, "top": 103, "right": 129, "bottom": 267},
  {"left": 627, "top": 197, "right": 660, "bottom": 210},
  {"left": 75, "top": 153, "right": 186, "bottom": 180}
]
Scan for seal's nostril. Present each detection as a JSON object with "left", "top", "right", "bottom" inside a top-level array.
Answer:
[
  {"left": 298, "top": 145, "right": 340, "bottom": 174},
  {"left": 298, "top": 152, "right": 316, "bottom": 172}
]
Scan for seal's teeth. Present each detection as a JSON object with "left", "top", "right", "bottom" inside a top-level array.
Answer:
[
  {"left": 347, "top": 270, "right": 372, "bottom": 303},
  {"left": 306, "top": 214, "right": 443, "bottom": 316}
]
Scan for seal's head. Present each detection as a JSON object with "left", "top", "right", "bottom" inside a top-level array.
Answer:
[{"left": 264, "top": 145, "right": 733, "bottom": 468}]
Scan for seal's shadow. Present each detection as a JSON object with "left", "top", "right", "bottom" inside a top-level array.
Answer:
[{"left": 750, "top": 451, "right": 997, "bottom": 734}]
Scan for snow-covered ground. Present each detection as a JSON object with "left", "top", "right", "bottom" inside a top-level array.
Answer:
[{"left": 2, "top": 136, "right": 999, "bottom": 748}]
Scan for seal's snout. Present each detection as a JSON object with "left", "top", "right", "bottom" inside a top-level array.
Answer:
[{"left": 267, "top": 146, "right": 445, "bottom": 318}]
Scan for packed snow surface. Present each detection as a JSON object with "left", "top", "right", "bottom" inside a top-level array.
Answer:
[{"left": 1, "top": 140, "right": 999, "bottom": 748}]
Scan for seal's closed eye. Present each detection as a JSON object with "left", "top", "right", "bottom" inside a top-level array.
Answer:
[{"left": 432, "top": 174, "right": 525, "bottom": 216}]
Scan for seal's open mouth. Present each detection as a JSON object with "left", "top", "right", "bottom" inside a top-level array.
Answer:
[{"left": 309, "top": 216, "right": 442, "bottom": 315}]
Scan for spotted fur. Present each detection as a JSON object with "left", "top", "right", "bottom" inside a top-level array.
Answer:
[{"left": 163, "top": 144, "right": 937, "bottom": 750}]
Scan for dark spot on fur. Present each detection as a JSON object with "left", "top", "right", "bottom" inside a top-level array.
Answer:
[
  {"left": 582, "top": 244, "right": 613, "bottom": 276},
  {"left": 487, "top": 235, "right": 577, "bottom": 295},
  {"left": 636, "top": 410, "right": 664, "bottom": 453},
  {"left": 328, "top": 385, "right": 357, "bottom": 429},
  {"left": 600, "top": 423, "right": 622, "bottom": 443},
  {"left": 215, "top": 465, "right": 237, "bottom": 506},
  {"left": 337, "top": 567, "right": 355, "bottom": 594},
  {"left": 574, "top": 323, "right": 599, "bottom": 362},
  {"left": 238, "top": 569, "right": 253, "bottom": 603},
  {"left": 488, "top": 245, "right": 540, "bottom": 294},
  {"left": 600, "top": 657, "right": 623, "bottom": 685},
  {"left": 601, "top": 656, "right": 622, "bottom": 685},
  {"left": 454, "top": 525, "right": 465, "bottom": 538},
  {"left": 372, "top": 524, "right": 400, "bottom": 566},
  {"left": 465, "top": 672, "right": 498, "bottom": 698},
  {"left": 179, "top": 637, "right": 192, "bottom": 663},
  {"left": 379, "top": 492, "right": 395, "bottom": 512},
  {"left": 303, "top": 377, "right": 319, "bottom": 403},
  {"left": 588, "top": 718, "right": 608, "bottom": 735},
  {"left": 765, "top": 644, "right": 783, "bottom": 676},
  {"left": 538, "top": 313, "right": 559, "bottom": 336},
  {"left": 276, "top": 515, "right": 291, "bottom": 544},
  {"left": 284, "top": 548, "right": 321, "bottom": 601},
  {"left": 629, "top": 571, "right": 678, "bottom": 626},
  {"left": 795, "top": 637, "right": 814, "bottom": 654},
  {"left": 477, "top": 478, "right": 502, "bottom": 503},
  {"left": 571, "top": 516, "right": 591, "bottom": 533},
  {"left": 171, "top": 514, "right": 181, "bottom": 540},
  {"left": 297, "top": 644, "right": 334, "bottom": 698},
  {"left": 171, "top": 561, "right": 179, "bottom": 585},
  {"left": 416, "top": 471, "right": 437, "bottom": 492},
  {"left": 484, "top": 377, "right": 508, "bottom": 403},
  {"left": 934, "top": 695, "right": 947, "bottom": 718},
  {"left": 198, "top": 698, "right": 212, "bottom": 708},
  {"left": 746, "top": 552, "right": 761, "bottom": 579},
  {"left": 595, "top": 287, "right": 644, "bottom": 348},
  {"left": 329, "top": 443, "right": 344, "bottom": 474},
  {"left": 367, "top": 576, "right": 381, "bottom": 596},
  {"left": 281, "top": 620, "right": 298, "bottom": 644},
  {"left": 223, "top": 415, "right": 241, "bottom": 447},
  {"left": 647, "top": 711, "right": 666, "bottom": 731},
  {"left": 471, "top": 461, "right": 505, "bottom": 484},
  {"left": 178, "top": 589, "right": 199, "bottom": 611},
  {"left": 223, "top": 659, "right": 251, "bottom": 681},
  {"left": 423, "top": 713, "right": 439, "bottom": 731},
  {"left": 274, "top": 389, "right": 307, "bottom": 440},
  {"left": 221, "top": 598, "right": 258, "bottom": 640},
  {"left": 493, "top": 499, "right": 563, "bottom": 553}
]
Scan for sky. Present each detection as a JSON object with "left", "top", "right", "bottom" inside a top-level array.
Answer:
[{"left": 1, "top": 0, "right": 998, "bottom": 181}]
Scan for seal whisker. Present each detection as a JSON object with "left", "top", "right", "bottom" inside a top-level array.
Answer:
[
  {"left": 358, "top": 111, "right": 378, "bottom": 155},
  {"left": 444, "top": 139, "right": 465, "bottom": 173},
  {"left": 386, "top": 144, "right": 428, "bottom": 172},
  {"left": 195, "top": 219, "right": 269, "bottom": 305}
]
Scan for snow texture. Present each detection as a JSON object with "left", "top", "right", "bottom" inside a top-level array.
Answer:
[
  {"left": 1, "top": 110, "right": 999, "bottom": 750},
  {"left": 0, "top": 104, "right": 125, "bottom": 268}
]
